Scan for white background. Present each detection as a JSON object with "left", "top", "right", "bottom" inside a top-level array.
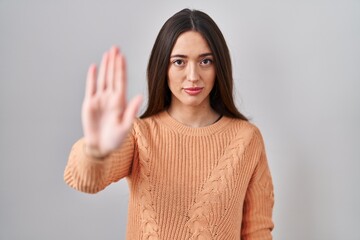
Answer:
[{"left": 1, "top": 0, "right": 359, "bottom": 239}]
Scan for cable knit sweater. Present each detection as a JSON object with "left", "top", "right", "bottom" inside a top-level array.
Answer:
[{"left": 64, "top": 111, "right": 274, "bottom": 240}]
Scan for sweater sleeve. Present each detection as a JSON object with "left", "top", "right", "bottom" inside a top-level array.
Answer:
[
  {"left": 241, "top": 129, "right": 275, "bottom": 240},
  {"left": 63, "top": 131, "right": 135, "bottom": 194}
]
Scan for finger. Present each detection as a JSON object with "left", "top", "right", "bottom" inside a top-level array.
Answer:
[
  {"left": 115, "top": 52, "right": 127, "bottom": 108},
  {"left": 122, "top": 95, "right": 143, "bottom": 128},
  {"left": 114, "top": 49, "right": 122, "bottom": 92},
  {"left": 85, "top": 64, "right": 97, "bottom": 98},
  {"left": 97, "top": 51, "right": 109, "bottom": 91},
  {"left": 107, "top": 46, "right": 118, "bottom": 91}
]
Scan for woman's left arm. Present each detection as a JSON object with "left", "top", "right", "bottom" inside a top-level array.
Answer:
[{"left": 241, "top": 130, "right": 275, "bottom": 240}]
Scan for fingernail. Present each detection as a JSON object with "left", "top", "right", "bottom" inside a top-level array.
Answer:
[{"left": 112, "top": 45, "right": 119, "bottom": 53}]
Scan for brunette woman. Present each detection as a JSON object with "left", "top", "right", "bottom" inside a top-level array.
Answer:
[{"left": 64, "top": 8, "right": 274, "bottom": 240}]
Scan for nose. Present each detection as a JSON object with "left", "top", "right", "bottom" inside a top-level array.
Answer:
[{"left": 186, "top": 62, "right": 199, "bottom": 82}]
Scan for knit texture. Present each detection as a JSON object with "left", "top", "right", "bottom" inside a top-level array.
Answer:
[{"left": 64, "top": 111, "right": 274, "bottom": 240}]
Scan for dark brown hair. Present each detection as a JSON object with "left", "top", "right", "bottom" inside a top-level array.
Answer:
[{"left": 140, "top": 8, "right": 248, "bottom": 120}]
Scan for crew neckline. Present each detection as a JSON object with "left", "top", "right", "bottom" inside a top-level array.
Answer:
[{"left": 155, "top": 111, "right": 233, "bottom": 136}]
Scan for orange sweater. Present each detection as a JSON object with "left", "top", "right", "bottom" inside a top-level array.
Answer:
[{"left": 64, "top": 111, "right": 274, "bottom": 239}]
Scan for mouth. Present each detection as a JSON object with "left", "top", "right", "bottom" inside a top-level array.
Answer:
[{"left": 183, "top": 87, "right": 203, "bottom": 95}]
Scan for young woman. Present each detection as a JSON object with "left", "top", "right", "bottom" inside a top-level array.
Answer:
[{"left": 64, "top": 8, "right": 274, "bottom": 240}]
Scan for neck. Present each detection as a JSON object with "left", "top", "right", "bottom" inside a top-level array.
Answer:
[{"left": 167, "top": 104, "right": 220, "bottom": 128}]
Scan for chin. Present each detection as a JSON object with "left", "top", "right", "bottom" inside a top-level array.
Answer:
[
  {"left": 180, "top": 97, "right": 209, "bottom": 108},
  {"left": 171, "top": 93, "right": 210, "bottom": 109}
]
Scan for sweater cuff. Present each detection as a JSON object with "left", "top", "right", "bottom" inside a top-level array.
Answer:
[{"left": 77, "top": 138, "right": 111, "bottom": 166}]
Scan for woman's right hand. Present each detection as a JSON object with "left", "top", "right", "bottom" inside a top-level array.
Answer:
[{"left": 81, "top": 46, "right": 143, "bottom": 158}]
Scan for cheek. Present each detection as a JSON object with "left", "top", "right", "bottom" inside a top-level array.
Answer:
[
  {"left": 168, "top": 69, "right": 182, "bottom": 86},
  {"left": 167, "top": 71, "right": 177, "bottom": 92},
  {"left": 206, "top": 71, "right": 216, "bottom": 86}
]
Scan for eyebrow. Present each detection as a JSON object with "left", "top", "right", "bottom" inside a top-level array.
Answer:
[{"left": 170, "top": 53, "right": 213, "bottom": 58}]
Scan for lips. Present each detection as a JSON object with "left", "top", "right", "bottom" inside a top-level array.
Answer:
[{"left": 183, "top": 87, "right": 203, "bottom": 95}]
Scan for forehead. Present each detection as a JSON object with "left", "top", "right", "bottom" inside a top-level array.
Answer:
[{"left": 171, "top": 31, "right": 211, "bottom": 55}]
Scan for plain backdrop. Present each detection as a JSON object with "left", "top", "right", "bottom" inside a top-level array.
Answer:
[{"left": 1, "top": 0, "right": 359, "bottom": 239}]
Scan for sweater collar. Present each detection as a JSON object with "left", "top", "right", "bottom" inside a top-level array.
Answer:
[{"left": 155, "top": 111, "right": 234, "bottom": 136}]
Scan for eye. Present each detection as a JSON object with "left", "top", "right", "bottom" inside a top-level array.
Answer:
[
  {"left": 172, "top": 59, "right": 185, "bottom": 66},
  {"left": 201, "top": 58, "right": 213, "bottom": 65}
]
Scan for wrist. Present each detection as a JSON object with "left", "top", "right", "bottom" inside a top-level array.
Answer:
[{"left": 83, "top": 144, "right": 109, "bottom": 159}]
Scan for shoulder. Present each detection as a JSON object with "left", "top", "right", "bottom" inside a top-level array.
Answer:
[
  {"left": 131, "top": 113, "right": 162, "bottom": 136},
  {"left": 225, "top": 118, "right": 265, "bottom": 147},
  {"left": 226, "top": 118, "right": 263, "bottom": 136}
]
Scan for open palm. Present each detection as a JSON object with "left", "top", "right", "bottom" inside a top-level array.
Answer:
[{"left": 81, "top": 47, "right": 142, "bottom": 157}]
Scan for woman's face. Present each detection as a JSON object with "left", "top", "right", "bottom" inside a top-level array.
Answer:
[{"left": 167, "top": 31, "right": 216, "bottom": 110}]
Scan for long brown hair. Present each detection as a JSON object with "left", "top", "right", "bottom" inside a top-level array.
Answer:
[{"left": 140, "top": 9, "right": 248, "bottom": 121}]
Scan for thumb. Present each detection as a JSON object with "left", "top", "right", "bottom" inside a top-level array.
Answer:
[{"left": 122, "top": 94, "right": 143, "bottom": 129}]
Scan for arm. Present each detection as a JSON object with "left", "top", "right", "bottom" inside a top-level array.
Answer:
[
  {"left": 63, "top": 133, "right": 135, "bottom": 194},
  {"left": 241, "top": 131, "right": 275, "bottom": 240},
  {"left": 63, "top": 46, "right": 142, "bottom": 193}
]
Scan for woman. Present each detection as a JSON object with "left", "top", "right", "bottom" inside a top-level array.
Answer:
[{"left": 64, "top": 8, "right": 274, "bottom": 240}]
